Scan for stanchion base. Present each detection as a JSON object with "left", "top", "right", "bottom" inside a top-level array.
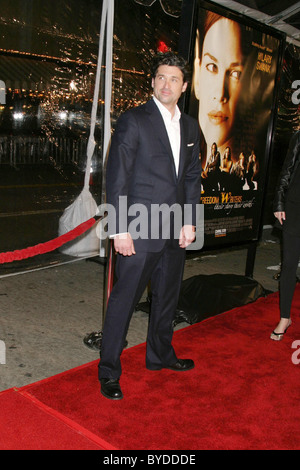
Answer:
[
  {"left": 83, "top": 331, "right": 103, "bottom": 351},
  {"left": 83, "top": 331, "right": 128, "bottom": 352}
]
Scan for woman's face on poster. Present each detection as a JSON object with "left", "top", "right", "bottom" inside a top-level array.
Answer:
[{"left": 194, "top": 18, "right": 244, "bottom": 150}]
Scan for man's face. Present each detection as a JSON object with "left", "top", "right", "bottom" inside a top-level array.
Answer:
[
  {"left": 194, "top": 18, "right": 244, "bottom": 149},
  {"left": 152, "top": 65, "right": 187, "bottom": 113}
]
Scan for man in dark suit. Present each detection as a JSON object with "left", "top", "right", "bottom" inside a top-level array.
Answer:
[{"left": 99, "top": 52, "right": 201, "bottom": 400}]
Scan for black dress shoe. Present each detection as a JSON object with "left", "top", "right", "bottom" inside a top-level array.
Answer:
[
  {"left": 100, "top": 378, "right": 123, "bottom": 400},
  {"left": 165, "top": 359, "right": 195, "bottom": 371}
]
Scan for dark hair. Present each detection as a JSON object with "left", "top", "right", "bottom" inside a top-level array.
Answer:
[
  {"left": 196, "top": 11, "right": 250, "bottom": 63},
  {"left": 196, "top": 11, "right": 222, "bottom": 60},
  {"left": 225, "top": 146, "right": 231, "bottom": 159},
  {"left": 150, "top": 52, "right": 190, "bottom": 83}
]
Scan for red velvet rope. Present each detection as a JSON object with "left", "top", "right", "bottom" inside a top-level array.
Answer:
[{"left": 0, "top": 217, "right": 98, "bottom": 264}]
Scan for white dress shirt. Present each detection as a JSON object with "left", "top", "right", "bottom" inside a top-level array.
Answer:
[{"left": 153, "top": 96, "right": 181, "bottom": 176}]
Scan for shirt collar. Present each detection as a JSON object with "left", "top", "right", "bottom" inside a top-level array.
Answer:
[{"left": 153, "top": 96, "right": 181, "bottom": 123}]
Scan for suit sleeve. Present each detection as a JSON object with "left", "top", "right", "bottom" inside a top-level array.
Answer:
[{"left": 106, "top": 111, "right": 139, "bottom": 234}]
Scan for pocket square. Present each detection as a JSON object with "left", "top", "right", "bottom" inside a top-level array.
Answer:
[{"left": 187, "top": 143, "right": 194, "bottom": 147}]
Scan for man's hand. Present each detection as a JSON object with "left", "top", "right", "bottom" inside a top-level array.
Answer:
[
  {"left": 179, "top": 225, "right": 196, "bottom": 248},
  {"left": 114, "top": 233, "right": 136, "bottom": 256},
  {"left": 274, "top": 211, "right": 286, "bottom": 225}
]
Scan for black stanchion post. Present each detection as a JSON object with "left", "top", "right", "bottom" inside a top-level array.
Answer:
[
  {"left": 103, "top": 238, "right": 115, "bottom": 323},
  {"left": 245, "top": 241, "right": 257, "bottom": 279},
  {"left": 83, "top": 238, "right": 115, "bottom": 352}
]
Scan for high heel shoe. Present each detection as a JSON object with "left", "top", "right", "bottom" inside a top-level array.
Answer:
[{"left": 270, "top": 319, "right": 292, "bottom": 341}]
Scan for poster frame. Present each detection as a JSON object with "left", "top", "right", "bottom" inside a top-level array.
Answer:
[{"left": 178, "top": 0, "right": 286, "bottom": 257}]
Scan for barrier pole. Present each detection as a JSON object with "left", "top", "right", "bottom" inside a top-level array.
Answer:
[{"left": 103, "top": 238, "right": 115, "bottom": 323}]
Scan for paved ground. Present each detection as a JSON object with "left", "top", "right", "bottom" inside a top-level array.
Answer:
[{"left": 0, "top": 226, "right": 294, "bottom": 392}]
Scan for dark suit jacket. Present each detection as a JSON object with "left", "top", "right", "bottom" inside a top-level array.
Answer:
[
  {"left": 273, "top": 130, "right": 300, "bottom": 235},
  {"left": 106, "top": 99, "right": 201, "bottom": 252},
  {"left": 273, "top": 131, "right": 300, "bottom": 213}
]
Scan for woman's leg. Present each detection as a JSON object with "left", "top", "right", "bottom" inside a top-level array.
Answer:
[
  {"left": 279, "top": 231, "right": 300, "bottom": 318},
  {"left": 271, "top": 231, "right": 300, "bottom": 339}
]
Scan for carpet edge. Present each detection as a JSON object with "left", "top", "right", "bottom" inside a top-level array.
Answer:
[{"left": 18, "top": 389, "right": 118, "bottom": 451}]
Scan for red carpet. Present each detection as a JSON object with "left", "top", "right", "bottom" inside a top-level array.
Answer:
[
  {"left": 0, "top": 388, "right": 109, "bottom": 450},
  {"left": 1, "top": 286, "right": 300, "bottom": 450}
]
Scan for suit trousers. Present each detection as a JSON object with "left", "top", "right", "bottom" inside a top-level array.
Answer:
[
  {"left": 279, "top": 230, "right": 300, "bottom": 318},
  {"left": 98, "top": 240, "right": 186, "bottom": 380}
]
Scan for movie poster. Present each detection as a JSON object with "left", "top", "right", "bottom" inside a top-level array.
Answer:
[{"left": 187, "top": 1, "right": 284, "bottom": 248}]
